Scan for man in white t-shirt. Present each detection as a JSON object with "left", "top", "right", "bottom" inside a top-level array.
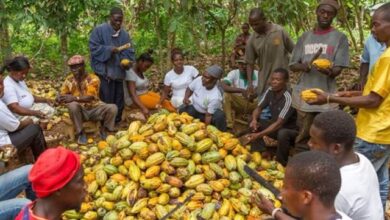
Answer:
[
  {"left": 221, "top": 59, "right": 258, "bottom": 129},
  {"left": 180, "top": 65, "right": 226, "bottom": 131},
  {"left": 308, "top": 110, "right": 383, "bottom": 219}
]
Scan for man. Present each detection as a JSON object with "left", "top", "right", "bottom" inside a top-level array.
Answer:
[
  {"left": 289, "top": 0, "right": 349, "bottom": 146},
  {"left": 180, "top": 65, "right": 226, "bottom": 131},
  {"left": 307, "top": 2, "right": 390, "bottom": 209},
  {"left": 0, "top": 165, "right": 35, "bottom": 220},
  {"left": 245, "top": 8, "right": 294, "bottom": 97},
  {"left": 252, "top": 151, "right": 351, "bottom": 220},
  {"left": 57, "top": 55, "right": 117, "bottom": 144},
  {"left": 15, "top": 147, "right": 85, "bottom": 220},
  {"left": 243, "top": 68, "right": 298, "bottom": 154},
  {"left": 221, "top": 59, "right": 258, "bottom": 130},
  {"left": 89, "top": 7, "right": 135, "bottom": 123},
  {"left": 359, "top": 3, "right": 386, "bottom": 89},
  {"left": 230, "top": 23, "right": 251, "bottom": 68},
  {"left": 308, "top": 111, "right": 383, "bottom": 219}
]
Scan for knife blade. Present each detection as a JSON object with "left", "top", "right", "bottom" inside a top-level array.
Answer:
[
  {"left": 309, "top": 47, "right": 323, "bottom": 65},
  {"left": 160, "top": 192, "right": 194, "bottom": 220},
  {"left": 244, "top": 165, "right": 280, "bottom": 196}
]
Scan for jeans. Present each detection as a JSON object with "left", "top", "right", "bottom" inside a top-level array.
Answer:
[
  {"left": 354, "top": 138, "right": 390, "bottom": 210},
  {"left": 0, "top": 165, "right": 35, "bottom": 220},
  {"left": 179, "top": 105, "right": 227, "bottom": 131},
  {"left": 97, "top": 75, "right": 124, "bottom": 123}
]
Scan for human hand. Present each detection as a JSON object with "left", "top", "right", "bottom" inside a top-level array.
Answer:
[
  {"left": 112, "top": 47, "right": 119, "bottom": 53},
  {"left": 34, "top": 110, "right": 47, "bottom": 119},
  {"left": 251, "top": 191, "right": 276, "bottom": 215},
  {"left": 249, "top": 119, "right": 258, "bottom": 132},
  {"left": 141, "top": 107, "right": 150, "bottom": 117},
  {"left": 314, "top": 66, "right": 333, "bottom": 76},
  {"left": 183, "top": 98, "right": 191, "bottom": 106},
  {"left": 155, "top": 103, "right": 162, "bottom": 109},
  {"left": 241, "top": 89, "right": 250, "bottom": 99},
  {"left": 241, "top": 133, "right": 259, "bottom": 146},
  {"left": 58, "top": 95, "right": 76, "bottom": 103},
  {"left": 305, "top": 89, "right": 328, "bottom": 105}
]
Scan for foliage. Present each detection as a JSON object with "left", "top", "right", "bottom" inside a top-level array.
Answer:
[{"left": 0, "top": 0, "right": 385, "bottom": 77}]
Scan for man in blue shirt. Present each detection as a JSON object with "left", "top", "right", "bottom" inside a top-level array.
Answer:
[{"left": 89, "top": 7, "right": 135, "bottom": 123}]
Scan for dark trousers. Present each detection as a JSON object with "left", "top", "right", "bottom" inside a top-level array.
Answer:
[
  {"left": 97, "top": 75, "right": 124, "bottom": 123},
  {"left": 9, "top": 124, "right": 47, "bottom": 160},
  {"left": 276, "top": 128, "right": 299, "bottom": 166},
  {"left": 179, "top": 105, "right": 227, "bottom": 132}
]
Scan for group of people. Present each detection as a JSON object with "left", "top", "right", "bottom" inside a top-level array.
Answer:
[{"left": 0, "top": 0, "right": 390, "bottom": 219}]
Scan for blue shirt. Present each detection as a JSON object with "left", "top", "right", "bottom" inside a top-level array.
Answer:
[
  {"left": 89, "top": 23, "right": 135, "bottom": 80},
  {"left": 361, "top": 34, "right": 386, "bottom": 73}
]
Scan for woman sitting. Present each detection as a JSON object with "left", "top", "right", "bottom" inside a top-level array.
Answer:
[
  {"left": 0, "top": 56, "right": 54, "bottom": 123},
  {"left": 0, "top": 72, "right": 47, "bottom": 160},
  {"left": 159, "top": 49, "right": 199, "bottom": 108},
  {"left": 124, "top": 50, "right": 175, "bottom": 117}
]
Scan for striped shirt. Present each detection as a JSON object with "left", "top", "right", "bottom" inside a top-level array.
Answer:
[{"left": 258, "top": 87, "right": 297, "bottom": 129}]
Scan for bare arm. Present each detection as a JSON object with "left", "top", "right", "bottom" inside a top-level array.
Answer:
[
  {"left": 221, "top": 80, "right": 246, "bottom": 94},
  {"left": 127, "top": 81, "right": 147, "bottom": 111},
  {"left": 159, "top": 85, "right": 171, "bottom": 105},
  {"left": 247, "top": 64, "right": 255, "bottom": 87},
  {"left": 204, "top": 113, "right": 212, "bottom": 125},
  {"left": 253, "top": 118, "right": 284, "bottom": 138},
  {"left": 290, "top": 63, "right": 310, "bottom": 73},
  {"left": 359, "top": 63, "right": 369, "bottom": 89},
  {"left": 7, "top": 103, "right": 43, "bottom": 118},
  {"left": 183, "top": 88, "right": 193, "bottom": 105},
  {"left": 17, "top": 118, "right": 34, "bottom": 130}
]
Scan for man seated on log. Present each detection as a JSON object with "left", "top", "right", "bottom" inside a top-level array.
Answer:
[
  {"left": 242, "top": 68, "right": 298, "bottom": 154},
  {"left": 252, "top": 151, "right": 352, "bottom": 220},
  {"left": 221, "top": 58, "right": 258, "bottom": 131},
  {"left": 56, "top": 55, "right": 117, "bottom": 144},
  {"left": 180, "top": 65, "right": 227, "bottom": 131},
  {"left": 15, "top": 147, "right": 85, "bottom": 220}
]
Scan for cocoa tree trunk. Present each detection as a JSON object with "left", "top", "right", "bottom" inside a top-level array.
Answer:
[
  {"left": 0, "top": 2, "right": 11, "bottom": 63},
  {"left": 60, "top": 31, "right": 68, "bottom": 74},
  {"left": 220, "top": 29, "right": 226, "bottom": 72}
]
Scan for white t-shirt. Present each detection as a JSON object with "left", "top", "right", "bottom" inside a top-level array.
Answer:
[
  {"left": 164, "top": 65, "right": 198, "bottom": 107},
  {"left": 337, "top": 211, "right": 353, "bottom": 220},
  {"left": 0, "top": 100, "right": 20, "bottom": 146},
  {"left": 223, "top": 69, "right": 258, "bottom": 91},
  {"left": 125, "top": 68, "right": 149, "bottom": 96},
  {"left": 335, "top": 153, "right": 384, "bottom": 220},
  {"left": 188, "top": 77, "right": 222, "bottom": 114},
  {"left": 2, "top": 76, "right": 34, "bottom": 109}
]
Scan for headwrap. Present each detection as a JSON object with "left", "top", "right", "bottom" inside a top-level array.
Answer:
[
  {"left": 206, "top": 65, "right": 224, "bottom": 79},
  {"left": 318, "top": 0, "right": 340, "bottom": 11},
  {"left": 29, "top": 147, "right": 81, "bottom": 198},
  {"left": 67, "top": 55, "right": 85, "bottom": 66}
]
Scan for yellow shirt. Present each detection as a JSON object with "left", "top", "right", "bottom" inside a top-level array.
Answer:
[
  {"left": 356, "top": 47, "right": 390, "bottom": 144},
  {"left": 60, "top": 73, "right": 102, "bottom": 108}
]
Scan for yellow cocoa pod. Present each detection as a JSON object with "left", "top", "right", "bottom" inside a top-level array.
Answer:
[
  {"left": 187, "top": 201, "right": 204, "bottom": 211},
  {"left": 209, "top": 180, "right": 224, "bottom": 192},
  {"left": 312, "top": 58, "right": 332, "bottom": 69},
  {"left": 130, "top": 198, "right": 148, "bottom": 214},
  {"left": 301, "top": 88, "right": 324, "bottom": 102},
  {"left": 185, "top": 174, "right": 205, "bottom": 188},
  {"left": 140, "top": 177, "right": 162, "bottom": 189},
  {"left": 145, "top": 165, "right": 161, "bottom": 178},
  {"left": 145, "top": 152, "right": 165, "bottom": 168},
  {"left": 195, "top": 138, "right": 213, "bottom": 153},
  {"left": 128, "top": 163, "right": 141, "bottom": 182},
  {"left": 128, "top": 120, "right": 142, "bottom": 136}
]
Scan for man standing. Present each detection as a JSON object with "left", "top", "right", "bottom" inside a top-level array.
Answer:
[
  {"left": 289, "top": 0, "right": 349, "bottom": 145},
  {"left": 57, "top": 55, "right": 117, "bottom": 144},
  {"left": 245, "top": 8, "right": 295, "bottom": 97},
  {"left": 89, "top": 7, "right": 135, "bottom": 123},
  {"left": 230, "top": 23, "right": 251, "bottom": 68},
  {"left": 221, "top": 59, "right": 258, "bottom": 130},
  {"left": 307, "top": 2, "right": 390, "bottom": 209}
]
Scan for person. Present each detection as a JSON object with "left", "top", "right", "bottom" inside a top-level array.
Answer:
[
  {"left": 359, "top": 4, "right": 386, "bottom": 88},
  {"left": 245, "top": 8, "right": 295, "bottom": 97},
  {"left": 306, "top": 2, "right": 390, "bottom": 209},
  {"left": 252, "top": 151, "right": 351, "bottom": 220},
  {"left": 180, "top": 65, "right": 227, "bottom": 131},
  {"left": 0, "top": 165, "right": 35, "bottom": 220},
  {"left": 230, "top": 23, "right": 251, "bottom": 68},
  {"left": 242, "top": 68, "right": 298, "bottom": 154},
  {"left": 0, "top": 73, "right": 47, "bottom": 160},
  {"left": 57, "top": 55, "right": 118, "bottom": 145},
  {"left": 15, "top": 147, "right": 86, "bottom": 220},
  {"left": 124, "top": 51, "right": 175, "bottom": 118},
  {"left": 0, "top": 56, "right": 55, "bottom": 123},
  {"left": 159, "top": 49, "right": 199, "bottom": 108},
  {"left": 308, "top": 110, "right": 383, "bottom": 219},
  {"left": 221, "top": 59, "right": 258, "bottom": 130},
  {"left": 89, "top": 7, "right": 135, "bottom": 123},
  {"left": 289, "top": 0, "right": 349, "bottom": 146}
]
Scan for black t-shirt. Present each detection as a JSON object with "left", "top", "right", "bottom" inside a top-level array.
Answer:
[{"left": 258, "top": 88, "right": 297, "bottom": 129}]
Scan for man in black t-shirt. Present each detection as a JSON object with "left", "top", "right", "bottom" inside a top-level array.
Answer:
[{"left": 243, "top": 68, "right": 298, "bottom": 155}]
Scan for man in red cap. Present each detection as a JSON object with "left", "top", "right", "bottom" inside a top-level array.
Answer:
[
  {"left": 15, "top": 147, "right": 86, "bottom": 220},
  {"left": 57, "top": 55, "right": 118, "bottom": 144}
]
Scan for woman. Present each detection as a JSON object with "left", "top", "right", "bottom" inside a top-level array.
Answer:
[
  {"left": 159, "top": 49, "right": 199, "bottom": 108},
  {"left": 0, "top": 72, "right": 47, "bottom": 160},
  {"left": 0, "top": 56, "right": 55, "bottom": 123},
  {"left": 125, "top": 51, "right": 175, "bottom": 117}
]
